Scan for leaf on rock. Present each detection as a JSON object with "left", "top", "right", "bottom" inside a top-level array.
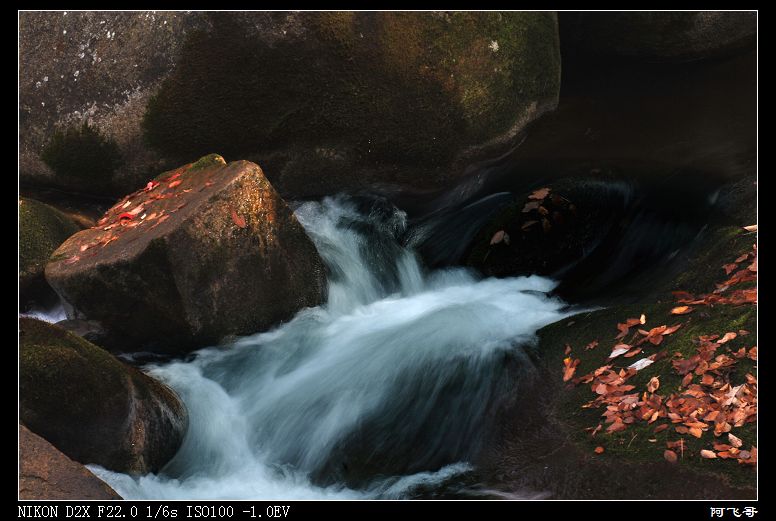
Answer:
[
  {"left": 231, "top": 210, "right": 247, "bottom": 228},
  {"left": 671, "top": 306, "right": 693, "bottom": 315},
  {"left": 664, "top": 450, "right": 678, "bottom": 463},
  {"left": 168, "top": 179, "right": 183, "bottom": 189},
  {"left": 529, "top": 187, "right": 551, "bottom": 200}
]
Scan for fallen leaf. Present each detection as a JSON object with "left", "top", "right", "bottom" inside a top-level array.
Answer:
[
  {"left": 144, "top": 181, "right": 160, "bottom": 192},
  {"left": 168, "top": 180, "right": 183, "bottom": 189},
  {"left": 528, "top": 187, "right": 551, "bottom": 200},
  {"left": 743, "top": 224, "right": 757, "bottom": 232},
  {"left": 664, "top": 450, "right": 678, "bottom": 463},
  {"left": 717, "top": 332, "right": 737, "bottom": 344},
  {"left": 594, "top": 446, "right": 605, "bottom": 454},
  {"left": 670, "top": 306, "right": 693, "bottom": 315},
  {"left": 654, "top": 424, "right": 669, "bottom": 434},
  {"left": 623, "top": 347, "right": 642, "bottom": 358},
  {"left": 522, "top": 201, "right": 541, "bottom": 213},
  {"left": 700, "top": 450, "right": 717, "bottom": 459},
  {"left": 521, "top": 220, "right": 538, "bottom": 230},
  {"left": 609, "top": 344, "right": 631, "bottom": 359},
  {"left": 118, "top": 212, "right": 135, "bottom": 221},
  {"left": 585, "top": 340, "right": 598, "bottom": 350},
  {"left": 490, "top": 230, "right": 510, "bottom": 245},
  {"left": 564, "top": 344, "right": 572, "bottom": 355},
  {"left": 647, "top": 377, "right": 660, "bottom": 394},
  {"left": 607, "top": 420, "right": 627, "bottom": 433},
  {"left": 640, "top": 314, "right": 646, "bottom": 324},
  {"left": 628, "top": 358, "right": 654, "bottom": 371},
  {"left": 688, "top": 427, "right": 703, "bottom": 438},
  {"left": 231, "top": 210, "right": 247, "bottom": 228},
  {"left": 681, "top": 373, "right": 693, "bottom": 387},
  {"left": 728, "top": 433, "right": 743, "bottom": 448}
]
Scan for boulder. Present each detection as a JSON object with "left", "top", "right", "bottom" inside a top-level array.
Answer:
[
  {"left": 19, "top": 198, "right": 80, "bottom": 309},
  {"left": 45, "top": 155, "right": 326, "bottom": 353},
  {"left": 560, "top": 11, "right": 756, "bottom": 62},
  {"left": 19, "top": 317, "right": 187, "bottom": 474},
  {"left": 21, "top": 12, "right": 561, "bottom": 199},
  {"left": 19, "top": 425, "right": 121, "bottom": 500},
  {"left": 19, "top": 11, "right": 207, "bottom": 196}
]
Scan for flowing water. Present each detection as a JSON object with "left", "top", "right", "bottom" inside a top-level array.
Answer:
[{"left": 89, "top": 196, "right": 570, "bottom": 499}]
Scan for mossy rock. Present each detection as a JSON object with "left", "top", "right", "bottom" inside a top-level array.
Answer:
[
  {"left": 19, "top": 197, "right": 80, "bottom": 309},
  {"left": 19, "top": 317, "right": 188, "bottom": 474},
  {"left": 485, "top": 224, "right": 756, "bottom": 498},
  {"left": 143, "top": 12, "right": 561, "bottom": 197}
]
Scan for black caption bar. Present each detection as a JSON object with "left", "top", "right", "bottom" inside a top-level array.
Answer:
[{"left": 17, "top": 500, "right": 759, "bottom": 519}]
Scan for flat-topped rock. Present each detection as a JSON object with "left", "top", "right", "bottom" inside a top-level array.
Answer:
[{"left": 45, "top": 154, "right": 326, "bottom": 353}]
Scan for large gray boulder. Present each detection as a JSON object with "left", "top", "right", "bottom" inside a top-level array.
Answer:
[
  {"left": 45, "top": 155, "right": 326, "bottom": 353},
  {"left": 20, "top": 11, "right": 562, "bottom": 199}
]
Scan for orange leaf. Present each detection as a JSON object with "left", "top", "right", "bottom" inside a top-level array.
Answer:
[
  {"left": 700, "top": 450, "right": 717, "bottom": 459},
  {"left": 168, "top": 179, "right": 183, "bottom": 189},
  {"left": 231, "top": 210, "right": 247, "bottom": 228},
  {"left": 664, "top": 450, "right": 678, "bottom": 463},
  {"left": 743, "top": 224, "right": 757, "bottom": 232},
  {"left": 728, "top": 433, "right": 743, "bottom": 448},
  {"left": 670, "top": 306, "right": 693, "bottom": 315},
  {"left": 688, "top": 427, "right": 703, "bottom": 438},
  {"left": 701, "top": 374, "right": 715, "bottom": 386},
  {"left": 681, "top": 373, "right": 693, "bottom": 388},
  {"left": 717, "top": 332, "right": 737, "bottom": 344},
  {"left": 594, "top": 446, "right": 605, "bottom": 454},
  {"left": 647, "top": 377, "right": 660, "bottom": 394},
  {"left": 585, "top": 340, "right": 598, "bottom": 350},
  {"left": 528, "top": 187, "right": 551, "bottom": 200},
  {"left": 654, "top": 424, "right": 669, "bottom": 434}
]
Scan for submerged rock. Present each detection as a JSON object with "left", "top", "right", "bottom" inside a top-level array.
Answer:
[
  {"left": 45, "top": 155, "right": 326, "bottom": 353},
  {"left": 19, "top": 318, "right": 187, "bottom": 474},
  {"left": 19, "top": 198, "right": 80, "bottom": 309},
  {"left": 19, "top": 424, "right": 121, "bottom": 500}
]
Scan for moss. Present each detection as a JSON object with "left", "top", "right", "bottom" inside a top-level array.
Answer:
[
  {"left": 189, "top": 153, "right": 226, "bottom": 171},
  {"left": 19, "top": 198, "right": 80, "bottom": 307},
  {"left": 41, "top": 122, "right": 122, "bottom": 186},
  {"left": 533, "top": 227, "right": 757, "bottom": 490}
]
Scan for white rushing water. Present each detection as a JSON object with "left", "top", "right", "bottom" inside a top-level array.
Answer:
[{"left": 91, "top": 196, "right": 569, "bottom": 499}]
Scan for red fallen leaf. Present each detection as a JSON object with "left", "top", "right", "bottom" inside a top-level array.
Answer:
[
  {"left": 745, "top": 373, "right": 756, "bottom": 385},
  {"left": 564, "top": 344, "right": 572, "bottom": 355},
  {"left": 717, "top": 451, "right": 733, "bottom": 459},
  {"left": 167, "top": 172, "right": 182, "bottom": 181},
  {"left": 528, "top": 187, "right": 551, "bottom": 200},
  {"left": 666, "top": 439, "right": 685, "bottom": 451},
  {"left": 703, "top": 410, "right": 720, "bottom": 422},
  {"left": 521, "top": 220, "right": 538, "bottom": 231},
  {"left": 743, "top": 224, "right": 757, "bottom": 232},
  {"left": 722, "top": 263, "right": 738, "bottom": 275},
  {"left": 717, "top": 332, "right": 737, "bottom": 344},
  {"left": 701, "top": 374, "right": 715, "bottom": 386},
  {"left": 688, "top": 427, "right": 703, "bottom": 438},
  {"left": 713, "top": 442, "right": 732, "bottom": 451},
  {"left": 79, "top": 243, "right": 92, "bottom": 252},
  {"left": 118, "top": 212, "right": 135, "bottom": 221},
  {"left": 681, "top": 373, "right": 693, "bottom": 387},
  {"left": 490, "top": 230, "right": 510, "bottom": 245},
  {"left": 748, "top": 259, "right": 757, "bottom": 272},
  {"left": 672, "top": 291, "right": 695, "bottom": 301},
  {"left": 585, "top": 340, "right": 598, "bottom": 350},
  {"left": 144, "top": 181, "right": 160, "bottom": 192},
  {"left": 101, "top": 236, "right": 118, "bottom": 247},
  {"left": 654, "top": 424, "right": 669, "bottom": 434},
  {"left": 624, "top": 347, "right": 642, "bottom": 358},
  {"left": 663, "top": 324, "right": 682, "bottom": 335},
  {"left": 607, "top": 420, "right": 627, "bottom": 433},
  {"left": 594, "top": 446, "right": 605, "bottom": 454},
  {"left": 737, "top": 447, "right": 756, "bottom": 466},
  {"left": 664, "top": 450, "right": 678, "bottom": 463},
  {"left": 231, "top": 210, "right": 247, "bottom": 229},
  {"left": 64, "top": 255, "right": 80, "bottom": 264},
  {"left": 671, "top": 306, "right": 693, "bottom": 315},
  {"left": 647, "top": 377, "right": 660, "bottom": 394},
  {"left": 700, "top": 450, "right": 717, "bottom": 459},
  {"left": 684, "top": 421, "right": 709, "bottom": 430},
  {"left": 675, "top": 426, "right": 689, "bottom": 434},
  {"left": 734, "top": 253, "right": 749, "bottom": 263},
  {"left": 168, "top": 180, "right": 183, "bottom": 189},
  {"left": 522, "top": 201, "right": 541, "bottom": 213}
]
